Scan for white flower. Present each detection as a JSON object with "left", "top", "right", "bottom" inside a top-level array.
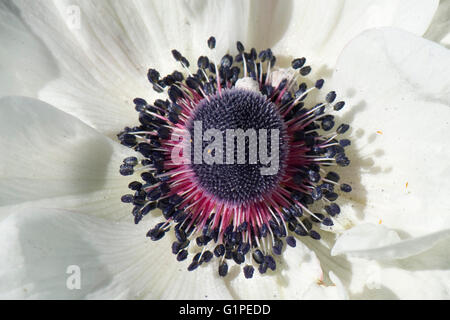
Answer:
[{"left": 0, "top": 0, "right": 449, "bottom": 299}]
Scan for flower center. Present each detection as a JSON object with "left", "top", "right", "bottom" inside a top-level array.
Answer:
[
  {"left": 187, "top": 88, "right": 287, "bottom": 204},
  {"left": 118, "top": 37, "right": 352, "bottom": 279}
]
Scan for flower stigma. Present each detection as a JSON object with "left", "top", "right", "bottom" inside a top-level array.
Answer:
[{"left": 118, "top": 37, "right": 352, "bottom": 279}]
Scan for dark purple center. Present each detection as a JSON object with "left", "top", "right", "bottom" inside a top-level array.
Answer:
[{"left": 188, "top": 88, "right": 287, "bottom": 204}]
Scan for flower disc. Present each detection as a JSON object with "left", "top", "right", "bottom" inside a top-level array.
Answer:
[
  {"left": 187, "top": 88, "right": 288, "bottom": 204},
  {"left": 118, "top": 37, "right": 352, "bottom": 279}
]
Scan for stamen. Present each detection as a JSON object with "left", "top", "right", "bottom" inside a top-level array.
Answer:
[{"left": 118, "top": 36, "right": 352, "bottom": 279}]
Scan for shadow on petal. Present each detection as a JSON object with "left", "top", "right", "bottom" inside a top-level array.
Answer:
[
  {"left": 65, "top": 135, "right": 115, "bottom": 196},
  {"left": 1, "top": 0, "right": 60, "bottom": 97},
  {"left": 247, "top": 0, "right": 294, "bottom": 55},
  {"left": 303, "top": 235, "right": 353, "bottom": 287},
  {"left": 381, "top": 237, "right": 450, "bottom": 272},
  {"left": 350, "top": 285, "right": 399, "bottom": 300},
  {"left": 4, "top": 210, "right": 114, "bottom": 299}
]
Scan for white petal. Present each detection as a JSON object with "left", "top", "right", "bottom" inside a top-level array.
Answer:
[
  {"left": 0, "top": 2, "right": 58, "bottom": 98},
  {"left": 300, "top": 271, "right": 349, "bottom": 300},
  {"left": 0, "top": 207, "right": 233, "bottom": 299},
  {"left": 7, "top": 0, "right": 253, "bottom": 137},
  {"left": 268, "top": 0, "right": 438, "bottom": 72},
  {"left": 332, "top": 224, "right": 450, "bottom": 260},
  {"left": 134, "top": 0, "right": 252, "bottom": 60},
  {"left": 0, "top": 96, "right": 130, "bottom": 218},
  {"left": 9, "top": 0, "right": 153, "bottom": 137},
  {"left": 7, "top": 0, "right": 438, "bottom": 136},
  {"left": 226, "top": 240, "right": 348, "bottom": 300},
  {"left": 332, "top": 224, "right": 400, "bottom": 255},
  {"left": 341, "top": 237, "right": 450, "bottom": 299},
  {"left": 424, "top": 0, "right": 450, "bottom": 48},
  {"left": 308, "top": 226, "right": 450, "bottom": 299},
  {"left": 328, "top": 28, "right": 450, "bottom": 237},
  {"left": 0, "top": 191, "right": 128, "bottom": 224}
]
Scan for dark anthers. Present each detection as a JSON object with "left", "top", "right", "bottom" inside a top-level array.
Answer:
[{"left": 118, "top": 36, "right": 352, "bottom": 279}]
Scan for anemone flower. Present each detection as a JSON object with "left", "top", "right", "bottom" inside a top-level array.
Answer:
[{"left": 0, "top": 0, "right": 449, "bottom": 300}]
